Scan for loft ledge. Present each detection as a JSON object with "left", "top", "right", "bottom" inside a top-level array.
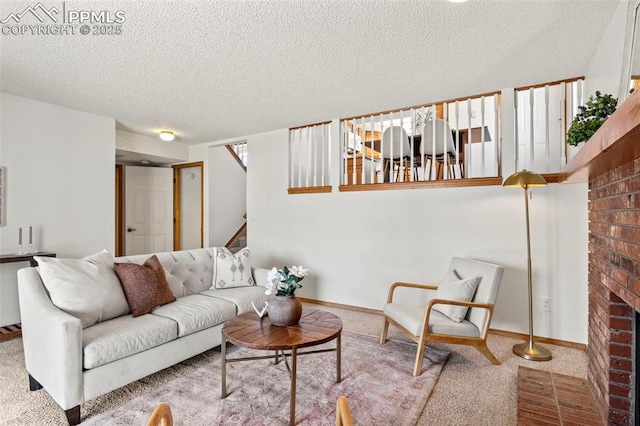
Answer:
[{"left": 563, "top": 90, "right": 640, "bottom": 183}]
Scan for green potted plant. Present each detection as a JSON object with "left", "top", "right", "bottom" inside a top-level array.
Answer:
[{"left": 567, "top": 91, "right": 617, "bottom": 146}]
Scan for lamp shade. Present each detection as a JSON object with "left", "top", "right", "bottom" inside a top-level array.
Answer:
[{"left": 503, "top": 170, "right": 547, "bottom": 188}]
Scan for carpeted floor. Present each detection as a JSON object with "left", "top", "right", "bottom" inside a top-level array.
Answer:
[{"left": 0, "top": 302, "right": 587, "bottom": 425}]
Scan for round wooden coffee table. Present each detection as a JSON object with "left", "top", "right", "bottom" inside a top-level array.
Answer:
[{"left": 221, "top": 308, "right": 343, "bottom": 426}]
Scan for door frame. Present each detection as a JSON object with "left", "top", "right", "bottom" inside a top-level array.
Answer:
[
  {"left": 172, "top": 161, "right": 204, "bottom": 250},
  {"left": 115, "top": 164, "right": 124, "bottom": 257}
]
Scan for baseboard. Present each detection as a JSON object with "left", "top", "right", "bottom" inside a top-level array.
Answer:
[
  {"left": 298, "top": 297, "right": 383, "bottom": 316},
  {"left": 299, "top": 297, "right": 587, "bottom": 352},
  {"left": 487, "top": 328, "right": 587, "bottom": 352}
]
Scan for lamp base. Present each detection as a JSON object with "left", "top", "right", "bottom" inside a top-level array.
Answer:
[{"left": 513, "top": 341, "right": 552, "bottom": 361}]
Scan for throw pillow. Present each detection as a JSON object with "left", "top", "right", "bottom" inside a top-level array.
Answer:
[
  {"left": 432, "top": 270, "right": 480, "bottom": 323},
  {"left": 211, "top": 247, "right": 255, "bottom": 289},
  {"left": 113, "top": 255, "right": 176, "bottom": 317},
  {"left": 35, "top": 250, "right": 130, "bottom": 329}
]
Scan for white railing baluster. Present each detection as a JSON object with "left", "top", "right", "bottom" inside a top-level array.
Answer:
[
  {"left": 311, "top": 124, "right": 322, "bottom": 186},
  {"left": 466, "top": 99, "right": 472, "bottom": 178},
  {"left": 480, "top": 96, "right": 486, "bottom": 177},
  {"left": 528, "top": 87, "right": 534, "bottom": 170},
  {"left": 369, "top": 115, "right": 375, "bottom": 184},
  {"left": 431, "top": 105, "right": 437, "bottom": 180},
  {"left": 494, "top": 93, "right": 499, "bottom": 177},
  {"left": 455, "top": 101, "right": 460, "bottom": 178},
  {"left": 443, "top": 102, "right": 449, "bottom": 179},
  {"left": 544, "top": 85, "right": 550, "bottom": 173},
  {"left": 288, "top": 131, "right": 293, "bottom": 188},
  {"left": 560, "top": 82, "right": 567, "bottom": 166},
  {"left": 306, "top": 126, "right": 312, "bottom": 188},
  {"left": 514, "top": 91, "right": 519, "bottom": 171},
  {"left": 360, "top": 116, "right": 366, "bottom": 185},
  {"left": 342, "top": 121, "right": 348, "bottom": 185},
  {"left": 410, "top": 108, "right": 415, "bottom": 182}
]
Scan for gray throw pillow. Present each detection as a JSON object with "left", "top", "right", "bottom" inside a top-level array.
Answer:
[
  {"left": 432, "top": 270, "right": 480, "bottom": 323},
  {"left": 35, "top": 250, "right": 130, "bottom": 328}
]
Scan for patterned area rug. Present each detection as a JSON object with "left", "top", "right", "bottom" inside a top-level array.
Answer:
[{"left": 81, "top": 332, "right": 449, "bottom": 425}]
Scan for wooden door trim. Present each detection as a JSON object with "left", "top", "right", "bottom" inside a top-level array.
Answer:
[
  {"left": 172, "top": 161, "right": 204, "bottom": 250},
  {"left": 115, "top": 164, "right": 124, "bottom": 257}
]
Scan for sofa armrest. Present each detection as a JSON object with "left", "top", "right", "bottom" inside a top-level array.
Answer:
[
  {"left": 252, "top": 267, "right": 270, "bottom": 288},
  {"left": 18, "top": 267, "right": 83, "bottom": 410}
]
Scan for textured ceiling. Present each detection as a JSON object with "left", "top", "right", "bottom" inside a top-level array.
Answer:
[{"left": 0, "top": 0, "right": 621, "bottom": 145}]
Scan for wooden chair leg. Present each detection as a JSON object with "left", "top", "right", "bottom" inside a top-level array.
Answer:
[
  {"left": 413, "top": 341, "right": 426, "bottom": 376},
  {"left": 380, "top": 317, "right": 390, "bottom": 344},
  {"left": 476, "top": 342, "right": 501, "bottom": 365}
]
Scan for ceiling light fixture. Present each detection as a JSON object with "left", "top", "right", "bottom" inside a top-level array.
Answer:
[
  {"left": 448, "top": 0, "right": 468, "bottom": 3},
  {"left": 159, "top": 130, "right": 175, "bottom": 141}
]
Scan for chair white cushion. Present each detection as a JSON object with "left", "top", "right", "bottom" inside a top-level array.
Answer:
[
  {"left": 432, "top": 270, "right": 480, "bottom": 323},
  {"left": 211, "top": 247, "right": 256, "bottom": 289},
  {"left": 35, "top": 250, "right": 130, "bottom": 328},
  {"left": 383, "top": 303, "right": 480, "bottom": 338}
]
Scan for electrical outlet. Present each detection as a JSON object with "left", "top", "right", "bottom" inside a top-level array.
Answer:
[{"left": 541, "top": 297, "right": 551, "bottom": 314}]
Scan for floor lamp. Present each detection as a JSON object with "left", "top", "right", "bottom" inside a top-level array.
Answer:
[{"left": 503, "top": 170, "right": 552, "bottom": 361}]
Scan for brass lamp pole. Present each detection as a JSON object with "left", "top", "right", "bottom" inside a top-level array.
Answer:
[{"left": 503, "top": 170, "right": 551, "bottom": 361}]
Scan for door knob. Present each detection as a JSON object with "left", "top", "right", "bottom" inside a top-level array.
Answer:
[{"left": 127, "top": 227, "right": 136, "bottom": 232}]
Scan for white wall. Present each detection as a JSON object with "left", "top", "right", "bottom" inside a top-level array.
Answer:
[
  {"left": 116, "top": 129, "right": 188, "bottom": 162},
  {"left": 207, "top": 145, "right": 247, "bottom": 247},
  {"left": 585, "top": 0, "right": 629, "bottom": 99},
  {"left": 234, "top": 127, "right": 589, "bottom": 344},
  {"left": 0, "top": 93, "right": 115, "bottom": 326}
]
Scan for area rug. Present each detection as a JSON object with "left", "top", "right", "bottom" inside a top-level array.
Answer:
[{"left": 81, "top": 332, "right": 449, "bottom": 425}]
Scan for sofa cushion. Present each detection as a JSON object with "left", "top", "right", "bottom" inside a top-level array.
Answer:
[
  {"left": 114, "top": 255, "right": 177, "bottom": 317},
  {"left": 211, "top": 247, "right": 255, "bottom": 289},
  {"left": 35, "top": 250, "right": 130, "bottom": 328},
  {"left": 201, "top": 286, "right": 267, "bottom": 315},
  {"left": 82, "top": 314, "right": 178, "bottom": 369},
  {"left": 151, "top": 294, "right": 237, "bottom": 337}
]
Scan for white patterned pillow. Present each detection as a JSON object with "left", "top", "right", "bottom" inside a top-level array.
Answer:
[{"left": 211, "top": 247, "right": 255, "bottom": 289}]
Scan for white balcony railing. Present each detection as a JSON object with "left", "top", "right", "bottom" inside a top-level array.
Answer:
[{"left": 288, "top": 77, "right": 585, "bottom": 192}]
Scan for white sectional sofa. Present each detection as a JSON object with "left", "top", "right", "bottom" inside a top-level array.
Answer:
[{"left": 17, "top": 247, "right": 267, "bottom": 425}]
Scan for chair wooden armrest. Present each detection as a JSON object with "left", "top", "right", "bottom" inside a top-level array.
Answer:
[
  {"left": 422, "top": 299, "right": 495, "bottom": 340},
  {"left": 387, "top": 282, "right": 438, "bottom": 303},
  {"left": 146, "top": 403, "right": 173, "bottom": 426}
]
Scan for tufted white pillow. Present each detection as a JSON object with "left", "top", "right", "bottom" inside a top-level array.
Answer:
[
  {"left": 211, "top": 247, "right": 255, "bottom": 289},
  {"left": 432, "top": 270, "right": 480, "bottom": 323},
  {"left": 35, "top": 250, "right": 130, "bottom": 328}
]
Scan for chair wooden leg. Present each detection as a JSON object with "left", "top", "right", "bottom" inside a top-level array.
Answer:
[
  {"left": 413, "top": 341, "right": 426, "bottom": 376},
  {"left": 476, "top": 342, "right": 501, "bottom": 365},
  {"left": 380, "top": 317, "right": 389, "bottom": 344}
]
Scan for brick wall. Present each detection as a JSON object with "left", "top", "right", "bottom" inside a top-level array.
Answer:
[{"left": 588, "top": 157, "right": 640, "bottom": 425}]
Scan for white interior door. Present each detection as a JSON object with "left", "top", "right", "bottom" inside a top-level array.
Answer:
[{"left": 124, "top": 166, "right": 173, "bottom": 255}]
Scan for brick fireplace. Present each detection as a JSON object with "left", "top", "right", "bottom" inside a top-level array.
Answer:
[
  {"left": 588, "top": 157, "right": 640, "bottom": 425},
  {"left": 568, "top": 91, "right": 640, "bottom": 425}
]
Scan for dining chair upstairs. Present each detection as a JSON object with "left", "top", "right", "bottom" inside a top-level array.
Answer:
[
  {"left": 381, "top": 126, "right": 412, "bottom": 182},
  {"left": 420, "top": 119, "right": 462, "bottom": 179}
]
